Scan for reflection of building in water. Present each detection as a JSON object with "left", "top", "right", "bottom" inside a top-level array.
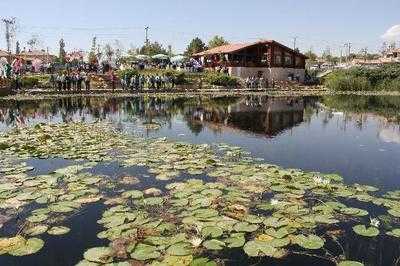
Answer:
[{"left": 190, "top": 97, "right": 304, "bottom": 137}]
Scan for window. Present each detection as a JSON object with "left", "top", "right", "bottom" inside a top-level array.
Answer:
[
  {"left": 295, "top": 56, "right": 303, "bottom": 67},
  {"left": 284, "top": 52, "right": 293, "bottom": 66}
]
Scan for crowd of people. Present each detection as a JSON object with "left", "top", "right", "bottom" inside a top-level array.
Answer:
[
  {"left": 120, "top": 74, "right": 177, "bottom": 91},
  {"left": 245, "top": 76, "right": 272, "bottom": 89},
  {"left": 50, "top": 72, "right": 92, "bottom": 91}
]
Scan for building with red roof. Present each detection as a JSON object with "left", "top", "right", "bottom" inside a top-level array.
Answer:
[{"left": 193, "top": 40, "right": 308, "bottom": 83}]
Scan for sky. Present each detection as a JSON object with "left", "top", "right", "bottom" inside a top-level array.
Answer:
[{"left": 0, "top": 0, "right": 399, "bottom": 56}]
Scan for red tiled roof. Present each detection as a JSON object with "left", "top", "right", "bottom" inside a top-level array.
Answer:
[
  {"left": 194, "top": 43, "right": 252, "bottom": 56},
  {"left": 0, "top": 50, "right": 9, "bottom": 57},
  {"left": 19, "top": 50, "right": 53, "bottom": 57},
  {"left": 193, "top": 40, "right": 307, "bottom": 58}
]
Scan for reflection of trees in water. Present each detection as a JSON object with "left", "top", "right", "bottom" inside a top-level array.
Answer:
[
  {"left": 0, "top": 96, "right": 317, "bottom": 137},
  {"left": 323, "top": 95, "right": 400, "bottom": 123}
]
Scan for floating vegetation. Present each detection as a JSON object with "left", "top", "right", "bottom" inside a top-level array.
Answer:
[{"left": 0, "top": 122, "right": 399, "bottom": 265}]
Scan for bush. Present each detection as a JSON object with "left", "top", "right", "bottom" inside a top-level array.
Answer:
[
  {"left": 21, "top": 77, "right": 39, "bottom": 88},
  {"left": 204, "top": 72, "right": 239, "bottom": 87},
  {"left": 325, "top": 73, "right": 371, "bottom": 91},
  {"left": 118, "top": 68, "right": 188, "bottom": 85},
  {"left": 117, "top": 69, "right": 139, "bottom": 81},
  {"left": 324, "top": 64, "right": 400, "bottom": 91}
]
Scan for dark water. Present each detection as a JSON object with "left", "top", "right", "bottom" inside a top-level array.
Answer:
[
  {"left": 0, "top": 95, "right": 400, "bottom": 266},
  {"left": 1, "top": 95, "right": 399, "bottom": 190}
]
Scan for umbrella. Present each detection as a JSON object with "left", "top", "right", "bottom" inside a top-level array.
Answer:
[
  {"left": 170, "top": 55, "right": 186, "bottom": 63},
  {"left": 151, "top": 54, "right": 169, "bottom": 60},
  {"left": 135, "top": 54, "right": 151, "bottom": 60}
]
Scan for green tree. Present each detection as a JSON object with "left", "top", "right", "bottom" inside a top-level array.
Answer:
[
  {"left": 138, "top": 42, "right": 167, "bottom": 56},
  {"left": 208, "top": 35, "right": 229, "bottom": 49},
  {"left": 88, "top": 37, "right": 98, "bottom": 65},
  {"left": 59, "top": 38, "right": 66, "bottom": 64},
  {"left": 185, "top": 37, "right": 207, "bottom": 56}
]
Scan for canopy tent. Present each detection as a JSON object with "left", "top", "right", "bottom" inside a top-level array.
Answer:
[
  {"left": 151, "top": 54, "right": 169, "bottom": 60},
  {"left": 135, "top": 54, "right": 151, "bottom": 61},
  {"left": 170, "top": 55, "right": 186, "bottom": 63}
]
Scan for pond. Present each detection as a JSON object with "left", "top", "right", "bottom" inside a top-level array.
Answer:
[{"left": 0, "top": 94, "right": 399, "bottom": 266}]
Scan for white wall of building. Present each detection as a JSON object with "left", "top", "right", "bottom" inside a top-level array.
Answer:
[{"left": 228, "top": 67, "right": 305, "bottom": 83}]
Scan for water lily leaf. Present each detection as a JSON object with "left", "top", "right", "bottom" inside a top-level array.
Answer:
[
  {"left": 201, "top": 226, "right": 223, "bottom": 238},
  {"left": 338, "top": 261, "right": 364, "bottom": 266},
  {"left": 0, "top": 236, "right": 26, "bottom": 255},
  {"left": 24, "top": 225, "right": 48, "bottom": 236},
  {"left": 192, "top": 209, "right": 218, "bottom": 219},
  {"left": 27, "top": 214, "right": 48, "bottom": 223},
  {"left": 202, "top": 239, "right": 225, "bottom": 250},
  {"left": 223, "top": 233, "right": 245, "bottom": 248},
  {"left": 131, "top": 243, "right": 160, "bottom": 261},
  {"left": 84, "top": 247, "right": 113, "bottom": 263},
  {"left": 243, "top": 214, "right": 264, "bottom": 224},
  {"left": 75, "top": 260, "right": 99, "bottom": 266},
  {"left": 341, "top": 207, "right": 368, "bottom": 217},
  {"left": 49, "top": 204, "right": 75, "bottom": 213},
  {"left": 142, "top": 197, "right": 164, "bottom": 206},
  {"left": 386, "top": 228, "right": 400, "bottom": 238},
  {"left": 122, "top": 190, "right": 143, "bottom": 199},
  {"left": 48, "top": 226, "right": 70, "bottom": 235},
  {"left": 264, "top": 228, "right": 290, "bottom": 239},
  {"left": 166, "top": 242, "right": 193, "bottom": 256},
  {"left": 352, "top": 225, "right": 379, "bottom": 237},
  {"left": 233, "top": 222, "right": 259, "bottom": 232},
  {"left": 293, "top": 234, "right": 325, "bottom": 250},
  {"left": 156, "top": 255, "right": 193, "bottom": 266},
  {"left": 190, "top": 258, "right": 217, "bottom": 266},
  {"left": 8, "top": 238, "right": 44, "bottom": 256},
  {"left": 243, "top": 240, "right": 277, "bottom": 257},
  {"left": 388, "top": 209, "right": 400, "bottom": 217}
]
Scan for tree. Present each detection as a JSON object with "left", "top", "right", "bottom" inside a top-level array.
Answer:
[
  {"left": 138, "top": 41, "right": 167, "bottom": 56},
  {"left": 27, "top": 35, "right": 40, "bottom": 51},
  {"left": 15, "top": 41, "right": 20, "bottom": 55},
  {"left": 59, "top": 38, "right": 66, "bottom": 64},
  {"left": 88, "top": 37, "right": 98, "bottom": 65},
  {"left": 208, "top": 35, "right": 228, "bottom": 49},
  {"left": 103, "top": 44, "right": 114, "bottom": 63},
  {"left": 185, "top": 37, "right": 207, "bottom": 56}
]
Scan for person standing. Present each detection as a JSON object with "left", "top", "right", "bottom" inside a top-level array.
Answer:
[
  {"left": 13, "top": 74, "right": 22, "bottom": 91},
  {"left": 84, "top": 73, "right": 91, "bottom": 91}
]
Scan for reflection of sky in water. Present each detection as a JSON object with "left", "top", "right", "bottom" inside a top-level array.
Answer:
[{"left": 0, "top": 96, "right": 399, "bottom": 191}]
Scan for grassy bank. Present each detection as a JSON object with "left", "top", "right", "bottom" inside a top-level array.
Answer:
[{"left": 324, "top": 64, "right": 400, "bottom": 91}]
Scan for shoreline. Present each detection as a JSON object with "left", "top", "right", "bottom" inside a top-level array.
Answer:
[{"left": 1, "top": 87, "right": 400, "bottom": 101}]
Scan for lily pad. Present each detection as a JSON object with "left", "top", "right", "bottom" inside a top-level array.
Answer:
[
  {"left": 25, "top": 225, "right": 48, "bottom": 236},
  {"left": 233, "top": 222, "right": 259, "bottom": 232},
  {"left": 8, "top": 238, "right": 44, "bottom": 256},
  {"left": 338, "top": 261, "right": 364, "bottom": 266},
  {"left": 202, "top": 239, "right": 225, "bottom": 250},
  {"left": 386, "top": 228, "right": 400, "bottom": 238},
  {"left": 243, "top": 240, "right": 277, "bottom": 257},
  {"left": 201, "top": 226, "right": 223, "bottom": 238},
  {"left": 48, "top": 226, "right": 70, "bottom": 235},
  {"left": 293, "top": 234, "right": 325, "bottom": 250},
  {"left": 83, "top": 247, "right": 113, "bottom": 263},
  {"left": 352, "top": 225, "right": 379, "bottom": 237},
  {"left": 166, "top": 242, "right": 193, "bottom": 256},
  {"left": 130, "top": 243, "right": 160, "bottom": 261}
]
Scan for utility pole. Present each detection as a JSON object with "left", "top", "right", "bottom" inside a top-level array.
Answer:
[
  {"left": 2, "top": 17, "right": 16, "bottom": 62},
  {"left": 144, "top": 26, "right": 150, "bottom": 46},
  {"left": 292, "top": 36, "right": 298, "bottom": 50},
  {"left": 344, "top": 43, "right": 352, "bottom": 63}
]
